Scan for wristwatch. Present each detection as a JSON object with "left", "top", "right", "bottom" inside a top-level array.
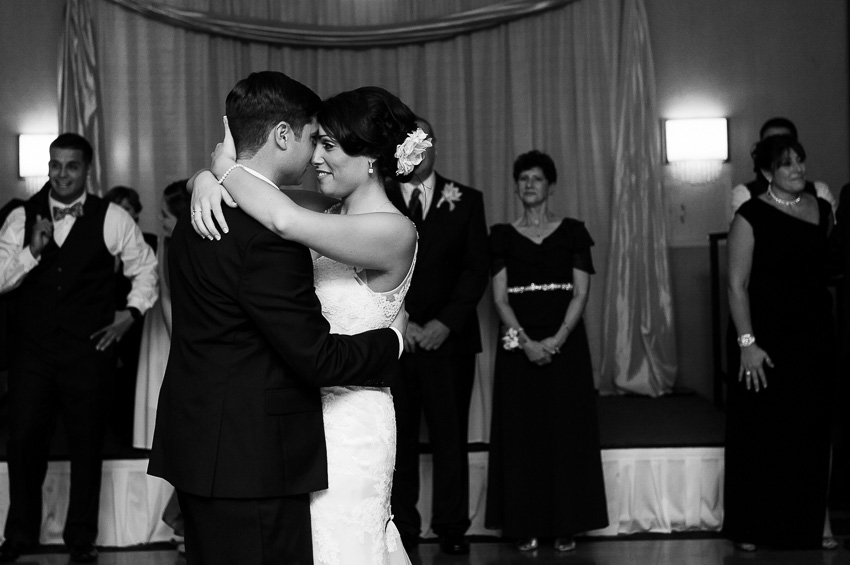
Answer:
[{"left": 737, "top": 333, "right": 755, "bottom": 347}]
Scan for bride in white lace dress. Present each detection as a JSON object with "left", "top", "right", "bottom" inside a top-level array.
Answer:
[
  {"left": 194, "top": 86, "right": 428, "bottom": 564},
  {"left": 310, "top": 235, "right": 415, "bottom": 565}
]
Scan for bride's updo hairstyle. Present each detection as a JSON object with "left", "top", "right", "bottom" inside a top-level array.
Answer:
[{"left": 318, "top": 86, "right": 423, "bottom": 183}]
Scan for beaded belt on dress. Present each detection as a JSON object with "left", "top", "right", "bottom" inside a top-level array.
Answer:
[{"left": 506, "top": 282, "right": 573, "bottom": 294}]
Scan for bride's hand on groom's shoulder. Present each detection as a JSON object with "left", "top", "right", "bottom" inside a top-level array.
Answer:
[
  {"left": 190, "top": 170, "right": 237, "bottom": 241},
  {"left": 210, "top": 116, "right": 238, "bottom": 178}
]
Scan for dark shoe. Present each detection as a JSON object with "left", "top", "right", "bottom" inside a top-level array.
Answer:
[
  {"left": 69, "top": 544, "right": 98, "bottom": 563},
  {"left": 734, "top": 542, "right": 757, "bottom": 552},
  {"left": 0, "top": 540, "right": 27, "bottom": 562},
  {"left": 516, "top": 537, "right": 538, "bottom": 552},
  {"left": 439, "top": 534, "right": 469, "bottom": 555},
  {"left": 554, "top": 537, "right": 576, "bottom": 552}
]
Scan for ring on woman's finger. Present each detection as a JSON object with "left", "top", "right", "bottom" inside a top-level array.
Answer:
[{"left": 745, "top": 371, "right": 752, "bottom": 376}]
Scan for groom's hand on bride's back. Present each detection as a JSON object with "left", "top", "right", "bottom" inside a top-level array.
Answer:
[{"left": 391, "top": 306, "right": 409, "bottom": 341}]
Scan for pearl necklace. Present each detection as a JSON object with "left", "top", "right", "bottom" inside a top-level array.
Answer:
[{"left": 767, "top": 186, "right": 801, "bottom": 206}]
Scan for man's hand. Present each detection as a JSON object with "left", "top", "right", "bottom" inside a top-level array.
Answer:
[
  {"left": 390, "top": 305, "right": 409, "bottom": 339},
  {"left": 403, "top": 321, "right": 423, "bottom": 353},
  {"left": 29, "top": 214, "right": 53, "bottom": 258},
  {"left": 418, "top": 319, "right": 450, "bottom": 351},
  {"left": 90, "top": 310, "right": 135, "bottom": 352}
]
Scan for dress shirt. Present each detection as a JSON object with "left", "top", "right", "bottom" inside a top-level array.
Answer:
[
  {"left": 236, "top": 163, "right": 405, "bottom": 358},
  {"left": 730, "top": 180, "right": 836, "bottom": 221},
  {"left": 0, "top": 191, "right": 158, "bottom": 313},
  {"left": 401, "top": 171, "right": 436, "bottom": 221}
]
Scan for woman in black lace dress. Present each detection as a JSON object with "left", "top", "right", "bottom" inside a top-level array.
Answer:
[
  {"left": 485, "top": 150, "right": 608, "bottom": 552},
  {"left": 724, "top": 135, "right": 837, "bottom": 551}
]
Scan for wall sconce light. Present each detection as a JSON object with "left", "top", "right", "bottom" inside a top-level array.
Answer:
[
  {"left": 663, "top": 118, "right": 728, "bottom": 163},
  {"left": 19, "top": 134, "right": 56, "bottom": 178},
  {"left": 663, "top": 118, "right": 728, "bottom": 184},
  {"left": 19, "top": 134, "right": 55, "bottom": 193}
]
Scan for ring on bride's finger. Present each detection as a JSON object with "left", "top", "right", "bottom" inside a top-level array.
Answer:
[{"left": 745, "top": 371, "right": 752, "bottom": 376}]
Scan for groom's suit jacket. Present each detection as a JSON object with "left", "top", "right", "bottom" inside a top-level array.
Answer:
[
  {"left": 149, "top": 194, "right": 399, "bottom": 499},
  {"left": 386, "top": 173, "right": 489, "bottom": 356}
]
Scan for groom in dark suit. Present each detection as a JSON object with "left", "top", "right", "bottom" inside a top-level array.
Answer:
[
  {"left": 386, "top": 117, "right": 489, "bottom": 555},
  {"left": 148, "top": 71, "right": 403, "bottom": 565}
]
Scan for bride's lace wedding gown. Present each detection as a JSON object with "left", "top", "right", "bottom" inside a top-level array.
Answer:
[{"left": 310, "top": 250, "right": 415, "bottom": 565}]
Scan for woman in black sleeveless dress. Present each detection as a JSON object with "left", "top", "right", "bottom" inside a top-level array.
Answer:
[{"left": 725, "top": 135, "right": 837, "bottom": 551}]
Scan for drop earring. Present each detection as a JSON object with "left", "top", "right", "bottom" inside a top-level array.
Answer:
[{"left": 368, "top": 161, "right": 374, "bottom": 174}]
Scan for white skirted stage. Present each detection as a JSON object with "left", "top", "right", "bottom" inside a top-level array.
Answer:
[
  {"left": 0, "top": 446, "right": 724, "bottom": 546},
  {"left": 0, "top": 393, "right": 726, "bottom": 545}
]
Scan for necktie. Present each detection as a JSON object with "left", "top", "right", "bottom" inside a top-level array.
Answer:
[
  {"left": 408, "top": 188, "right": 423, "bottom": 224},
  {"left": 53, "top": 202, "right": 84, "bottom": 221}
]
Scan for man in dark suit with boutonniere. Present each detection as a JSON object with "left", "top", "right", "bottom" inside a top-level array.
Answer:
[
  {"left": 148, "top": 71, "right": 405, "bottom": 565},
  {"left": 386, "top": 117, "right": 490, "bottom": 555}
]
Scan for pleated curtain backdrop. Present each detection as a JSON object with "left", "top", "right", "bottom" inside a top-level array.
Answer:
[{"left": 60, "top": 0, "right": 678, "bottom": 444}]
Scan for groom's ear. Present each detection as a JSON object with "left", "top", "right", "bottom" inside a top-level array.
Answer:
[{"left": 272, "top": 121, "right": 290, "bottom": 151}]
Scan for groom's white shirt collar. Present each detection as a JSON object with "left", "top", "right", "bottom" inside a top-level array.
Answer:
[
  {"left": 239, "top": 164, "right": 279, "bottom": 189},
  {"left": 238, "top": 163, "right": 405, "bottom": 358}
]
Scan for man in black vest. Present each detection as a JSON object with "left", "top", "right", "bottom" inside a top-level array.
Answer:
[
  {"left": 0, "top": 134, "right": 157, "bottom": 562},
  {"left": 386, "top": 117, "right": 489, "bottom": 555}
]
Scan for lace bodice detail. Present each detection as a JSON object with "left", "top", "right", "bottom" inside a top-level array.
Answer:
[
  {"left": 313, "top": 248, "right": 415, "bottom": 335},
  {"left": 308, "top": 247, "right": 416, "bottom": 565}
]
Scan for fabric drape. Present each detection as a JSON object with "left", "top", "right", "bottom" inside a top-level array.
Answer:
[
  {"left": 59, "top": 0, "right": 105, "bottom": 195},
  {"left": 60, "top": 0, "right": 677, "bottom": 428},
  {"left": 103, "top": 0, "right": 581, "bottom": 47},
  {"left": 600, "top": 0, "right": 677, "bottom": 396}
]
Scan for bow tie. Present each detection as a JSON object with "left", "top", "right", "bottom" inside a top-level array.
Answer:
[{"left": 53, "top": 202, "right": 84, "bottom": 221}]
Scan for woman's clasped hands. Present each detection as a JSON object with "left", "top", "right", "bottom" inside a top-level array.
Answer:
[{"left": 522, "top": 335, "right": 562, "bottom": 366}]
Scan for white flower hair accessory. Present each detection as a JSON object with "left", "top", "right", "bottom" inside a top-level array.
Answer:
[
  {"left": 394, "top": 128, "right": 432, "bottom": 176},
  {"left": 437, "top": 182, "right": 462, "bottom": 211}
]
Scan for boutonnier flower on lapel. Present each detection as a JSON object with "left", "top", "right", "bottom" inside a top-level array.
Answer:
[
  {"left": 437, "top": 182, "right": 462, "bottom": 211},
  {"left": 394, "top": 128, "right": 432, "bottom": 176}
]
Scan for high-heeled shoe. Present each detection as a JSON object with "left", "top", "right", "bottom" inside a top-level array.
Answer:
[
  {"left": 516, "top": 538, "right": 538, "bottom": 551},
  {"left": 734, "top": 542, "right": 757, "bottom": 552},
  {"left": 822, "top": 537, "right": 838, "bottom": 550},
  {"left": 554, "top": 537, "right": 576, "bottom": 552}
]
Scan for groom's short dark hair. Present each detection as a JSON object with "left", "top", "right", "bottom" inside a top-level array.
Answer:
[{"left": 226, "top": 71, "right": 321, "bottom": 159}]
